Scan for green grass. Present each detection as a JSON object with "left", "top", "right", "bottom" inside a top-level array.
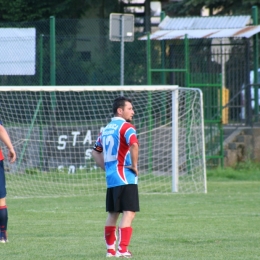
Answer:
[
  {"left": 1, "top": 175, "right": 260, "bottom": 259},
  {"left": 207, "top": 163, "right": 260, "bottom": 181}
]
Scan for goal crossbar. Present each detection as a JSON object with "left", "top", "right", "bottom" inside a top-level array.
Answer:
[{"left": 0, "top": 85, "right": 179, "bottom": 92}]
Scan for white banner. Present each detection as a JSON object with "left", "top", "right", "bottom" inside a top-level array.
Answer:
[{"left": 0, "top": 28, "right": 36, "bottom": 75}]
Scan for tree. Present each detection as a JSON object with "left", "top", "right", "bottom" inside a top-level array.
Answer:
[
  {"left": 0, "top": 0, "right": 119, "bottom": 22},
  {"left": 164, "top": 0, "right": 260, "bottom": 17}
]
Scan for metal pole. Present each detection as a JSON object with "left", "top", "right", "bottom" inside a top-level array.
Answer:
[
  {"left": 147, "top": 32, "right": 151, "bottom": 85},
  {"left": 172, "top": 90, "right": 179, "bottom": 192},
  {"left": 39, "top": 34, "right": 44, "bottom": 170},
  {"left": 185, "top": 34, "right": 190, "bottom": 87},
  {"left": 160, "top": 11, "right": 166, "bottom": 85},
  {"left": 252, "top": 6, "right": 259, "bottom": 120},
  {"left": 245, "top": 38, "right": 252, "bottom": 126},
  {"left": 50, "top": 16, "right": 57, "bottom": 111},
  {"left": 50, "top": 16, "right": 56, "bottom": 86},
  {"left": 120, "top": 15, "right": 124, "bottom": 86},
  {"left": 221, "top": 39, "right": 225, "bottom": 89},
  {"left": 39, "top": 34, "right": 44, "bottom": 86},
  {"left": 146, "top": 32, "right": 152, "bottom": 173}
]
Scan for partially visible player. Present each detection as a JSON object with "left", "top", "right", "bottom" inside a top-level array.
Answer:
[
  {"left": 92, "top": 96, "right": 139, "bottom": 258},
  {"left": 0, "top": 121, "right": 16, "bottom": 243}
]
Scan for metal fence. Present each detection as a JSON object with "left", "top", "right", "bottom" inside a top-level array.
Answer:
[
  {"left": 0, "top": 18, "right": 257, "bottom": 124},
  {"left": 0, "top": 17, "right": 260, "bottom": 167},
  {"left": 0, "top": 18, "right": 149, "bottom": 86}
]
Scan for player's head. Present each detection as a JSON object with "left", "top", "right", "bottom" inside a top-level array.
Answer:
[{"left": 113, "top": 96, "right": 134, "bottom": 122}]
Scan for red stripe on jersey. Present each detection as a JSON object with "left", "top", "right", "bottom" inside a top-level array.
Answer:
[
  {"left": 0, "top": 149, "right": 4, "bottom": 161},
  {"left": 129, "top": 134, "right": 139, "bottom": 146},
  {"left": 116, "top": 122, "right": 138, "bottom": 183}
]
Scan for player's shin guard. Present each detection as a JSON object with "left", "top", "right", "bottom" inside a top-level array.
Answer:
[
  {"left": 0, "top": 205, "right": 8, "bottom": 240},
  {"left": 104, "top": 226, "right": 117, "bottom": 251},
  {"left": 118, "top": 227, "right": 132, "bottom": 252}
]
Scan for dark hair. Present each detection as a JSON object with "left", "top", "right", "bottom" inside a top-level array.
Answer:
[{"left": 112, "top": 96, "right": 132, "bottom": 115}]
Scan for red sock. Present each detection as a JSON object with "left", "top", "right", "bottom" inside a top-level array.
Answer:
[
  {"left": 118, "top": 227, "right": 133, "bottom": 252},
  {"left": 104, "top": 226, "right": 117, "bottom": 250}
]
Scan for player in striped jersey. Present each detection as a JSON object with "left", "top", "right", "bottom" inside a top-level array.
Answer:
[{"left": 92, "top": 96, "right": 139, "bottom": 258}]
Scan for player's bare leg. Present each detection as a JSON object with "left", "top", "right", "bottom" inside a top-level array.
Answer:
[{"left": 119, "top": 211, "right": 135, "bottom": 228}]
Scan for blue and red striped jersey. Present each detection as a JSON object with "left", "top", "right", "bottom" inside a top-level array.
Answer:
[{"left": 93, "top": 117, "right": 139, "bottom": 188}]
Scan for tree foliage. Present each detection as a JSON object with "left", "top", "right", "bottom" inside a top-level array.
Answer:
[
  {"left": 0, "top": 0, "right": 119, "bottom": 21},
  {"left": 165, "top": 0, "right": 260, "bottom": 17}
]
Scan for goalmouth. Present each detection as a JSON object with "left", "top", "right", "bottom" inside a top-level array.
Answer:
[{"left": 0, "top": 85, "right": 206, "bottom": 197}]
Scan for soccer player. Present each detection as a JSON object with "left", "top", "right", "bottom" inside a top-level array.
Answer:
[
  {"left": 92, "top": 96, "right": 139, "bottom": 258},
  {"left": 0, "top": 121, "right": 16, "bottom": 243}
]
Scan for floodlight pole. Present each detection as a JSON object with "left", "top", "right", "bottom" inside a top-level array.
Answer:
[{"left": 120, "top": 15, "right": 125, "bottom": 86}]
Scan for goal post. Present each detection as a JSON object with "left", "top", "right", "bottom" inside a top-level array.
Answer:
[
  {"left": 171, "top": 87, "right": 206, "bottom": 193},
  {"left": 0, "top": 85, "right": 206, "bottom": 197}
]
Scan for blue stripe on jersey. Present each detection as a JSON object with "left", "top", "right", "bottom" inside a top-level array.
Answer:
[{"left": 94, "top": 117, "right": 138, "bottom": 188}]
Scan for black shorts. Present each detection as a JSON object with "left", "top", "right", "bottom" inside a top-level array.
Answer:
[
  {"left": 0, "top": 160, "right": 6, "bottom": 199},
  {"left": 106, "top": 184, "right": 140, "bottom": 213}
]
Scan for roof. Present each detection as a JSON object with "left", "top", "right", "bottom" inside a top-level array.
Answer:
[
  {"left": 139, "top": 15, "right": 260, "bottom": 40},
  {"left": 159, "top": 15, "right": 251, "bottom": 30}
]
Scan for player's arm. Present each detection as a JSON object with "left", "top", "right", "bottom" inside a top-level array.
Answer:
[
  {"left": 0, "top": 124, "right": 16, "bottom": 163},
  {"left": 92, "top": 144, "right": 105, "bottom": 171},
  {"left": 126, "top": 142, "right": 139, "bottom": 175}
]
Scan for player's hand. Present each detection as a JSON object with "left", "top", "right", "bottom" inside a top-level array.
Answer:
[
  {"left": 8, "top": 147, "right": 16, "bottom": 163},
  {"left": 125, "top": 165, "right": 138, "bottom": 176}
]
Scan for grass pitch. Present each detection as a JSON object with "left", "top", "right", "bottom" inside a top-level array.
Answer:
[{"left": 1, "top": 178, "right": 260, "bottom": 259}]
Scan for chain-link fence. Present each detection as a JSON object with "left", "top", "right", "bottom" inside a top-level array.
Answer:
[
  {"left": 0, "top": 17, "right": 259, "bottom": 126},
  {"left": 1, "top": 17, "right": 260, "bottom": 168},
  {"left": 0, "top": 18, "right": 149, "bottom": 86}
]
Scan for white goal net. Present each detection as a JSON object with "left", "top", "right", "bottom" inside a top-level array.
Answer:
[{"left": 0, "top": 86, "right": 206, "bottom": 197}]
